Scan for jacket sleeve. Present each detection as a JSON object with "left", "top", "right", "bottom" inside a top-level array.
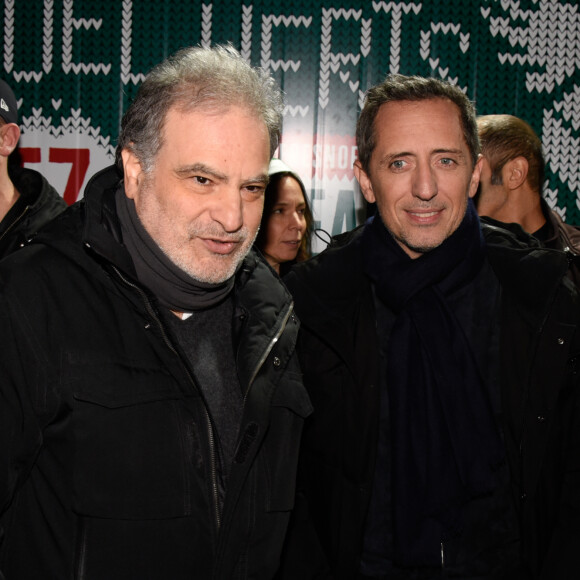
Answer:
[
  {"left": 0, "top": 287, "right": 44, "bottom": 520},
  {"left": 521, "top": 278, "right": 580, "bottom": 579},
  {"left": 539, "top": 371, "right": 580, "bottom": 579}
]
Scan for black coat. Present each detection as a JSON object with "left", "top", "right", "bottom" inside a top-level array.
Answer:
[
  {"left": 0, "top": 166, "right": 66, "bottom": 259},
  {"left": 281, "top": 223, "right": 580, "bottom": 579},
  {"left": 0, "top": 166, "right": 312, "bottom": 579}
]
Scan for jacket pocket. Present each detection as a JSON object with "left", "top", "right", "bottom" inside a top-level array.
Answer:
[
  {"left": 68, "top": 357, "right": 202, "bottom": 520},
  {"left": 263, "top": 373, "right": 312, "bottom": 512}
]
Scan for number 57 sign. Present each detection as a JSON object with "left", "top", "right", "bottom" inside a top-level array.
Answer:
[
  {"left": 20, "top": 147, "right": 90, "bottom": 205},
  {"left": 18, "top": 114, "right": 115, "bottom": 205}
]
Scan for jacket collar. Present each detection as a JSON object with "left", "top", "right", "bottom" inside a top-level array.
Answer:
[
  {"left": 81, "top": 164, "right": 137, "bottom": 279},
  {"left": 541, "top": 197, "right": 580, "bottom": 255}
]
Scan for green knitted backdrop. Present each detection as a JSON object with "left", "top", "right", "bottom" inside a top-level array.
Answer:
[{"left": 5, "top": 0, "right": 579, "bottom": 251}]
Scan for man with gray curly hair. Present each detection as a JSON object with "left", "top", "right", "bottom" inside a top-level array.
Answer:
[{"left": 0, "top": 45, "right": 311, "bottom": 579}]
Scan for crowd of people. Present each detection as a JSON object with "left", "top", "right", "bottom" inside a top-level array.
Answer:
[{"left": 0, "top": 44, "right": 578, "bottom": 580}]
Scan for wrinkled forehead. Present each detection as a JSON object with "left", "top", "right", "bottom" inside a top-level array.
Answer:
[{"left": 372, "top": 99, "right": 467, "bottom": 153}]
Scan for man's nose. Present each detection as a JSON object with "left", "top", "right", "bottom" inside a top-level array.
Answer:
[
  {"left": 211, "top": 187, "right": 244, "bottom": 232},
  {"left": 412, "top": 161, "right": 437, "bottom": 201}
]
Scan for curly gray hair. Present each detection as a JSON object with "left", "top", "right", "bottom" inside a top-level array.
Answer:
[{"left": 116, "top": 44, "right": 284, "bottom": 173}]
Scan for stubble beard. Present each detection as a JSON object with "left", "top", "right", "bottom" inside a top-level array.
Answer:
[
  {"left": 136, "top": 177, "right": 260, "bottom": 285},
  {"left": 170, "top": 223, "right": 259, "bottom": 284},
  {"left": 382, "top": 198, "right": 469, "bottom": 258}
]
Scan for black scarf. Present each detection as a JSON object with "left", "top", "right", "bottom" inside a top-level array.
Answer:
[
  {"left": 116, "top": 188, "right": 235, "bottom": 312},
  {"left": 362, "top": 201, "right": 504, "bottom": 566}
]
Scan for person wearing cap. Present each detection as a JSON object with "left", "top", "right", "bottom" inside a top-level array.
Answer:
[
  {"left": 0, "top": 78, "right": 66, "bottom": 258},
  {"left": 255, "top": 159, "right": 313, "bottom": 275}
]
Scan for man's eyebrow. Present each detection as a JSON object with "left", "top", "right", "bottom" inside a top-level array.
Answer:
[
  {"left": 174, "top": 164, "right": 269, "bottom": 186},
  {"left": 433, "top": 148, "right": 466, "bottom": 157},
  {"left": 174, "top": 163, "right": 227, "bottom": 180},
  {"left": 376, "top": 152, "right": 414, "bottom": 168},
  {"left": 243, "top": 173, "right": 270, "bottom": 187}
]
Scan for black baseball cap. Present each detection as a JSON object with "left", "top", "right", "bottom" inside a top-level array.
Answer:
[{"left": 0, "top": 79, "right": 18, "bottom": 124}]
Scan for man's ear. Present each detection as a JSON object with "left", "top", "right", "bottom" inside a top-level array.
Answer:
[
  {"left": 353, "top": 160, "right": 376, "bottom": 204},
  {"left": 504, "top": 156, "right": 528, "bottom": 190},
  {"left": 0, "top": 123, "right": 20, "bottom": 157},
  {"left": 121, "top": 148, "right": 143, "bottom": 201},
  {"left": 468, "top": 155, "right": 483, "bottom": 199}
]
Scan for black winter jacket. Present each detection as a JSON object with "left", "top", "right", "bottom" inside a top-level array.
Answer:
[
  {"left": 0, "top": 166, "right": 312, "bottom": 579},
  {"left": 537, "top": 199, "right": 580, "bottom": 288},
  {"left": 0, "top": 166, "right": 66, "bottom": 258},
  {"left": 538, "top": 198, "right": 580, "bottom": 257},
  {"left": 281, "top": 223, "right": 580, "bottom": 579}
]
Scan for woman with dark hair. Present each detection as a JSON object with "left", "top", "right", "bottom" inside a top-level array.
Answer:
[{"left": 256, "top": 159, "right": 313, "bottom": 275}]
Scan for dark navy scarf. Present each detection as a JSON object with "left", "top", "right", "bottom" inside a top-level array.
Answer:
[{"left": 362, "top": 200, "right": 504, "bottom": 566}]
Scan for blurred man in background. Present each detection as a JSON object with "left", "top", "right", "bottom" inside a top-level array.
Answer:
[
  {"left": 0, "top": 78, "right": 65, "bottom": 258},
  {"left": 476, "top": 114, "right": 580, "bottom": 284}
]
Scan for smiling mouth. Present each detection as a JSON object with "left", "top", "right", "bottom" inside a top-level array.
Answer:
[{"left": 406, "top": 208, "right": 444, "bottom": 223}]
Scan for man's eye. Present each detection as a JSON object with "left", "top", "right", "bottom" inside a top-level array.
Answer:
[
  {"left": 245, "top": 185, "right": 265, "bottom": 196},
  {"left": 440, "top": 158, "right": 455, "bottom": 166},
  {"left": 391, "top": 160, "right": 406, "bottom": 169},
  {"left": 193, "top": 176, "right": 210, "bottom": 185}
]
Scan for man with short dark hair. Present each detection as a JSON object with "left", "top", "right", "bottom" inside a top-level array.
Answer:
[
  {"left": 281, "top": 74, "right": 580, "bottom": 579},
  {"left": 0, "top": 79, "right": 65, "bottom": 258},
  {"left": 475, "top": 113, "right": 580, "bottom": 284},
  {"left": 0, "top": 45, "right": 311, "bottom": 579}
]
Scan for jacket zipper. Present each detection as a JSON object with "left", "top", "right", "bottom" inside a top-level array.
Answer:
[
  {"left": 211, "top": 300, "right": 294, "bottom": 578},
  {"left": 109, "top": 263, "right": 221, "bottom": 530},
  {"left": 0, "top": 205, "right": 30, "bottom": 243},
  {"left": 244, "top": 302, "right": 294, "bottom": 400}
]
